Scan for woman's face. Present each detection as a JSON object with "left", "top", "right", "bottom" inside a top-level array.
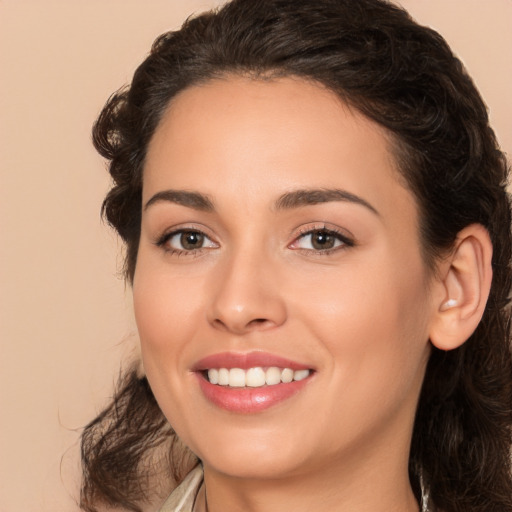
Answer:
[{"left": 134, "top": 76, "right": 435, "bottom": 480}]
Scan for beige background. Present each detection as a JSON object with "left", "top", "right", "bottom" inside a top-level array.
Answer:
[{"left": 1, "top": 1, "right": 510, "bottom": 511}]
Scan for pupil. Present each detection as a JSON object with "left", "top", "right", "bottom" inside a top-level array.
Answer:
[
  {"left": 181, "top": 231, "right": 203, "bottom": 250},
  {"left": 312, "top": 230, "right": 334, "bottom": 250}
]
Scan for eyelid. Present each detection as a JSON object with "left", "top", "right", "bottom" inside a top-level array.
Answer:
[
  {"left": 288, "top": 223, "right": 355, "bottom": 253},
  {"left": 154, "top": 224, "right": 219, "bottom": 254}
]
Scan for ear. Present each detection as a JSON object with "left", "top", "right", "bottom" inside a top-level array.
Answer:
[{"left": 429, "top": 224, "right": 493, "bottom": 351}]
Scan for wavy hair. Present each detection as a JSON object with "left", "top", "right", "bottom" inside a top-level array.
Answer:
[{"left": 81, "top": 1, "right": 512, "bottom": 511}]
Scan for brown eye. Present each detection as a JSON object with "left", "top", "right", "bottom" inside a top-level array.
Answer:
[
  {"left": 180, "top": 231, "right": 205, "bottom": 250},
  {"left": 310, "top": 230, "right": 336, "bottom": 250},
  {"left": 159, "top": 229, "right": 217, "bottom": 253},
  {"left": 290, "top": 227, "right": 353, "bottom": 253}
]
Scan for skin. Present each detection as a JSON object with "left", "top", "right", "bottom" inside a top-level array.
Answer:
[{"left": 134, "top": 76, "right": 439, "bottom": 512}]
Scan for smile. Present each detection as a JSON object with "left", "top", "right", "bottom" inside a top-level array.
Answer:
[
  {"left": 207, "top": 367, "right": 311, "bottom": 388},
  {"left": 194, "top": 352, "right": 315, "bottom": 412}
]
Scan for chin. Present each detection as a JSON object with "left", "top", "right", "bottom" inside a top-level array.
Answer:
[
  {"left": 183, "top": 424, "right": 314, "bottom": 480},
  {"left": 202, "top": 450, "right": 307, "bottom": 480}
]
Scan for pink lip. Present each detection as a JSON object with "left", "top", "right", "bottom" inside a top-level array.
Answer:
[
  {"left": 192, "top": 351, "right": 311, "bottom": 371},
  {"left": 196, "top": 374, "right": 312, "bottom": 413},
  {"left": 192, "top": 351, "right": 314, "bottom": 413}
]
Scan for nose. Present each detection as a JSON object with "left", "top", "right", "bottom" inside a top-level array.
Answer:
[{"left": 207, "top": 248, "right": 287, "bottom": 335}]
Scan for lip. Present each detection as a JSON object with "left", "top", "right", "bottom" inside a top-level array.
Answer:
[
  {"left": 196, "top": 374, "right": 312, "bottom": 413},
  {"left": 192, "top": 351, "right": 312, "bottom": 371},
  {"left": 192, "top": 351, "right": 314, "bottom": 413}
]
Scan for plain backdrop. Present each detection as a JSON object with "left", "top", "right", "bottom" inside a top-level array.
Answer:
[{"left": 1, "top": 1, "right": 511, "bottom": 511}]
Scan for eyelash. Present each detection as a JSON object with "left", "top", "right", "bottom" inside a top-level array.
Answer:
[
  {"left": 155, "top": 228, "right": 218, "bottom": 256},
  {"left": 290, "top": 225, "right": 355, "bottom": 255},
  {"left": 154, "top": 225, "right": 355, "bottom": 257}
]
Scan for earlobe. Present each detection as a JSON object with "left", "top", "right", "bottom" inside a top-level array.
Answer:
[{"left": 429, "top": 224, "right": 493, "bottom": 351}]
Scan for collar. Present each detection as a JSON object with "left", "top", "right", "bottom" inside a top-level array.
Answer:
[{"left": 159, "top": 465, "right": 204, "bottom": 512}]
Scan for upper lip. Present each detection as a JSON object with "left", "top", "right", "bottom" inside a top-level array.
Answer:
[{"left": 192, "top": 351, "right": 312, "bottom": 371}]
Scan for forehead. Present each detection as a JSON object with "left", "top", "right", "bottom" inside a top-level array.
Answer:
[{"left": 144, "top": 75, "right": 415, "bottom": 221}]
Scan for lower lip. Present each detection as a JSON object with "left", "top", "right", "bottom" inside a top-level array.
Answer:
[{"left": 196, "top": 373, "right": 312, "bottom": 413}]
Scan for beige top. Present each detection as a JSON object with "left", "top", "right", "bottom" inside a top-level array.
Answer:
[{"left": 159, "top": 465, "right": 204, "bottom": 512}]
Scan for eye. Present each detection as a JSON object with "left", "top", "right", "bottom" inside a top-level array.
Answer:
[
  {"left": 157, "top": 229, "right": 218, "bottom": 253},
  {"left": 290, "top": 228, "right": 354, "bottom": 253}
]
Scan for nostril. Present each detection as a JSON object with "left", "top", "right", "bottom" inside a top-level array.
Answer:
[
  {"left": 212, "top": 318, "right": 228, "bottom": 331},
  {"left": 247, "top": 318, "right": 271, "bottom": 329},
  {"left": 212, "top": 317, "right": 274, "bottom": 334}
]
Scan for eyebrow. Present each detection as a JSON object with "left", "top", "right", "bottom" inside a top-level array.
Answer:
[
  {"left": 274, "top": 188, "right": 379, "bottom": 215},
  {"left": 144, "top": 190, "right": 214, "bottom": 212},
  {"left": 143, "top": 187, "right": 379, "bottom": 216}
]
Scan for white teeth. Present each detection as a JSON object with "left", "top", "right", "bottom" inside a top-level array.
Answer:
[
  {"left": 207, "top": 368, "right": 219, "bottom": 384},
  {"left": 246, "top": 367, "right": 266, "bottom": 387},
  {"left": 206, "top": 366, "right": 311, "bottom": 387},
  {"left": 265, "top": 366, "right": 281, "bottom": 385},
  {"left": 229, "top": 368, "right": 246, "bottom": 387},
  {"left": 281, "top": 368, "right": 294, "bottom": 383},
  {"left": 293, "top": 369, "right": 310, "bottom": 382},
  {"left": 218, "top": 368, "right": 230, "bottom": 386}
]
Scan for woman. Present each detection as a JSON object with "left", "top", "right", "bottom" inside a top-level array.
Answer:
[{"left": 80, "top": 0, "right": 512, "bottom": 511}]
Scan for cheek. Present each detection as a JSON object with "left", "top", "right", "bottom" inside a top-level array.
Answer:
[
  {"left": 132, "top": 260, "right": 202, "bottom": 424},
  {"left": 290, "top": 249, "right": 431, "bottom": 388},
  {"left": 133, "top": 264, "right": 191, "bottom": 383},
  {"left": 133, "top": 259, "right": 203, "bottom": 348},
  {"left": 133, "top": 276, "right": 171, "bottom": 356}
]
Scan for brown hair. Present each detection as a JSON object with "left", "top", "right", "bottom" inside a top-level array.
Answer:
[{"left": 81, "top": 1, "right": 512, "bottom": 511}]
